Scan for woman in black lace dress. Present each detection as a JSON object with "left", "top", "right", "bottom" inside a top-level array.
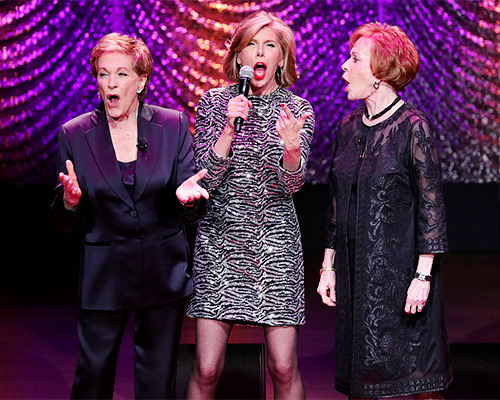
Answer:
[{"left": 317, "top": 22, "right": 452, "bottom": 399}]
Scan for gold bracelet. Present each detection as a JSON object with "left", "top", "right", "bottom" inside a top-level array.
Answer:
[{"left": 319, "top": 266, "right": 335, "bottom": 275}]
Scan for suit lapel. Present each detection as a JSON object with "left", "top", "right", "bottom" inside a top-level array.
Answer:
[
  {"left": 133, "top": 104, "right": 163, "bottom": 203},
  {"left": 86, "top": 105, "right": 135, "bottom": 209}
]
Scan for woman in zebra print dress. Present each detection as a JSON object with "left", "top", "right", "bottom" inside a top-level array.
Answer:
[{"left": 186, "top": 11, "right": 315, "bottom": 400}]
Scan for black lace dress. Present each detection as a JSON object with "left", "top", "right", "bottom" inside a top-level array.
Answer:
[{"left": 325, "top": 103, "right": 452, "bottom": 397}]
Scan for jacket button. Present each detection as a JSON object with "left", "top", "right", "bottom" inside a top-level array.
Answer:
[{"left": 130, "top": 210, "right": 138, "bottom": 218}]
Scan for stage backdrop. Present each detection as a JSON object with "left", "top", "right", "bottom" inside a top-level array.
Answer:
[{"left": 0, "top": 0, "right": 498, "bottom": 185}]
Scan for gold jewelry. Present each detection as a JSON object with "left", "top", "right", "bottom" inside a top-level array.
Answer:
[{"left": 319, "top": 266, "right": 335, "bottom": 275}]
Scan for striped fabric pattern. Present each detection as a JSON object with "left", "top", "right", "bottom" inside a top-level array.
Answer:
[{"left": 187, "top": 85, "right": 315, "bottom": 326}]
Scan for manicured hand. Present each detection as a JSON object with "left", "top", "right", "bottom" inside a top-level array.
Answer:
[
  {"left": 276, "top": 103, "right": 312, "bottom": 150},
  {"left": 227, "top": 94, "right": 252, "bottom": 132}
]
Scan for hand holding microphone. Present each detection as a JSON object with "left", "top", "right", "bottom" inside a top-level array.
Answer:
[
  {"left": 233, "top": 65, "right": 254, "bottom": 133},
  {"left": 216, "top": 66, "right": 254, "bottom": 157}
]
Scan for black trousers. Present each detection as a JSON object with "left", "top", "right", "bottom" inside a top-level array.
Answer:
[{"left": 71, "top": 298, "right": 185, "bottom": 399}]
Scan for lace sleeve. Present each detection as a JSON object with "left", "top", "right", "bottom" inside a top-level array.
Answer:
[
  {"left": 324, "top": 135, "right": 338, "bottom": 249},
  {"left": 410, "top": 115, "right": 448, "bottom": 253}
]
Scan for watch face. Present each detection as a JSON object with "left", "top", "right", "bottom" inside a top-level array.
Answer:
[{"left": 415, "top": 272, "right": 431, "bottom": 282}]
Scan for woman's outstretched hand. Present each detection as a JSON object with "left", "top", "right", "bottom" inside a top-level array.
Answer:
[
  {"left": 276, "top": 104, "right": 312, "bottom": 148},
  {"left": 58, "top": 159, "right": 82, "bottom": 211},
  {"left": 276, "top": 104, "right": 312, "bottom": 171},
  {"left": 176, "top": 169, "right": 210, "bottom": 206}
]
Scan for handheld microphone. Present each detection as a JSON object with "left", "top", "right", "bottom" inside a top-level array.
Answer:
[
  {"left": 137, "top": 138, "right": 148, "bottom": 150},
  {"left": 234, "top": 65, "right": 254, "bottom": 133}
]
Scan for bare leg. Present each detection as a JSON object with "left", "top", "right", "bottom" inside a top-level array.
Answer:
[
  {"left": 186, "top": 318, "right": 233, "bottom": 400},
  {"left": 413, "top": 391, "right": 444, "bottom": 400},
  {"left": 264, "top": 325, "right": 305, "bottom": 400}
]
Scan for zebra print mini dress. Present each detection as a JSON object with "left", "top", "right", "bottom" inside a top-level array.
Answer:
[{"left": 186, "top": 85, "right": 315, "bottom": 326}]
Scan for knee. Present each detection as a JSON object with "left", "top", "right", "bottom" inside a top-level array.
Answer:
[
  {"left": 193, "top": 358, "right": 224, "bottom": 386},
  {"left": 75, "top": 349, "right": 116, "bottom": 378},
  {"left": 267, "top": 356, "right": 298, "bottom": 384}
]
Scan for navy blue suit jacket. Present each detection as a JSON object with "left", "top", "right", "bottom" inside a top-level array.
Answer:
[{"left": 52, "top": 102, "right": 199, "bottom": 310}]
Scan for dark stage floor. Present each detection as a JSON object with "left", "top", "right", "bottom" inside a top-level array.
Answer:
[{"left": 0, "top": 252, "right": 499, "bottom": 399}]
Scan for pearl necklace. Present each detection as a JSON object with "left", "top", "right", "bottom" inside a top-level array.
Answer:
[{"left": 364, "top": 95, "right": 401, "bottom": 120}]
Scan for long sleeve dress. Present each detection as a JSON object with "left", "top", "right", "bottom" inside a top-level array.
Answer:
[
  {"left": 325, "top": 103, "right": 452, "bottom": 397},
  {"left": 187, "top": 85, "right": 315, "bottom": 326}
]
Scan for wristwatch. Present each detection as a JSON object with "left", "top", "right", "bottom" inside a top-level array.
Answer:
[{"left": 414, "top": 272, "right": 432, "bottom": 282}]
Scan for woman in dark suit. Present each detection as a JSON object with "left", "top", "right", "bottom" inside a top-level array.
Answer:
[{"left": 51, "top": 33, "right": 208, "bottom": 399}]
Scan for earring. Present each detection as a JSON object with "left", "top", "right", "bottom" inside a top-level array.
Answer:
[
  {"left": 137, "top": 88, "right": 142, "bottom": 94},
  {"left": 275, "top": 66, "right": 283, "bottom": 85},
  {"left": 373, "top": 81, "right": 380, "bottom": 89}
]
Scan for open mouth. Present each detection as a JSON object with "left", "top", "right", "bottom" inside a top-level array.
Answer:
[
  {"left": 107, "top": 94, "right": 120, "bottom": 105},
  {"left": 253, "top": 62, "right": 267, "bottom": 80},
  {"left": 342, "top": 76, "right": 349, "bottom": 91}
]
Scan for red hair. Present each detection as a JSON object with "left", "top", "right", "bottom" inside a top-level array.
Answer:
[{"left": 350, "top": 22, "right": 420, "bottom": 91}]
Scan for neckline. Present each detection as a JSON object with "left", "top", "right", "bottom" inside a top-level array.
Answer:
[
  {"left": 361, "top": 102, "right": 407, "bottom": 128},
  {"left": 247, "top": 86, "right": 283, "bottom": 98},
  {"left": 118, "top": 159, "right": 137, "bottom": 165},
  {"left": 364, "top": 95, "right": 401, "bottom": 120}
]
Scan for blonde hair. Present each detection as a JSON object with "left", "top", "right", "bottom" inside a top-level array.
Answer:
[
  {"left": 90, "top": 33, "right": 153, "bottom": 101},
  {"left": 224, "top": 11, "right": 298, "bottom": 88},
  {"left": 350, "top": 22, "right": 420, "bottom": 92}
]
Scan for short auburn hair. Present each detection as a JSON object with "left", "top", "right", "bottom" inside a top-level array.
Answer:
[
  {"left": 90, "top": 33, "right": 153, "bottom": 101},
  {"left": 350, "top": 22, "right": 420, "bottom": 92},
  {"left": 224, "top": 11, "right": 298, "bottom": 88}
]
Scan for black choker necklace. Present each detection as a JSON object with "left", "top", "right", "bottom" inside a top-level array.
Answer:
[{"left": 364, "top": 95, "right": 401, "bottom": 120}]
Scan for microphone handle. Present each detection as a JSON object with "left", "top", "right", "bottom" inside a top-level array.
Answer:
[
  {"left": 234, "top": 77, "right": 251, "bottom": 133},
  {"left": 234, "top": 118, "right": 244, "bottom": 133}
]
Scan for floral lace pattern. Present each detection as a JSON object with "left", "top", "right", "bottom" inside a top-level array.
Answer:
[{"left": 326, "top": 104, "right": 452, "bottom": 397}]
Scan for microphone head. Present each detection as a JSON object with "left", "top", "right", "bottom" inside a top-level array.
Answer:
[{"left": 239, "top": 65, "right": 254, "bottom": 80}]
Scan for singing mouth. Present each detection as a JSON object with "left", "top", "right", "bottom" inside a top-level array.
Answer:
[
  {"left": 107, "top": 94, "right": 120, "bottom": 105},
  {"left": 342, "top": 76, "right": 350, "bottom": 91},
  {"left": 253, "top": 62, "right": 267, "bottom": 80}
]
